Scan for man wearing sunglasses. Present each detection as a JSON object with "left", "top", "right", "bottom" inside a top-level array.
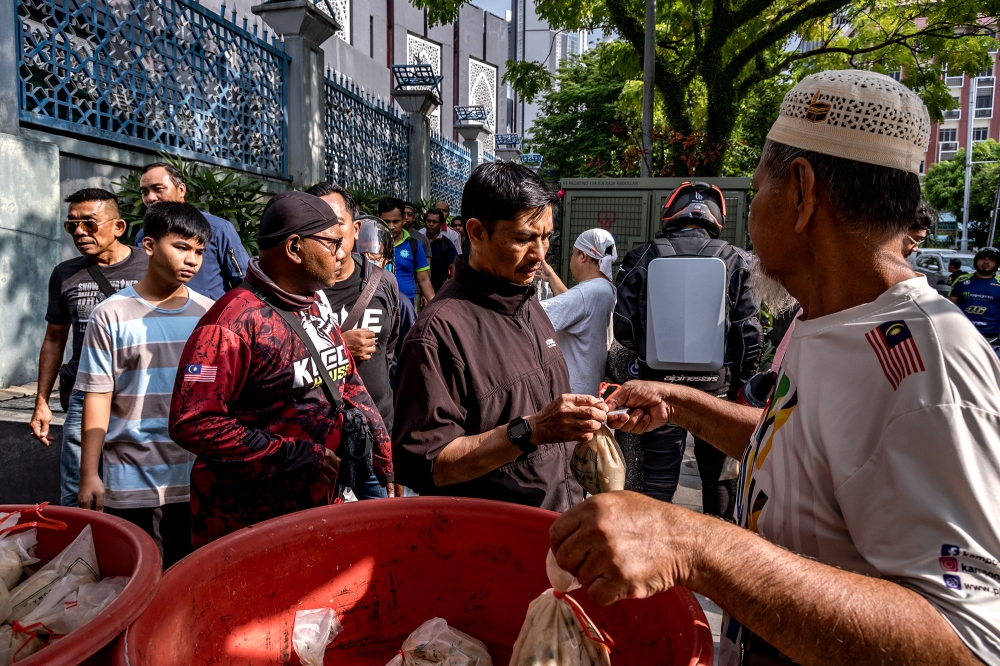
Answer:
[
  {"left": 30, "top": 188, "right": 149, "bottom": 507},
  {"left": 306, "top": 181, "right": 404, "bottom": 500},
  {"left": 902, "top": 200, "right": 935, "bottom": 260},
  {"left": 169, "top": 191, "right": 392, "bottom": 548}
]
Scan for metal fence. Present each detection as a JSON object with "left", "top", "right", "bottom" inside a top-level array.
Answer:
[
  {"left": 17, "top": 0, "right": 290, "bottom": 179},
  {"left": 430, "top": 132, "right": 471, "bottom": 214},
  {"left": 483, "top": 151, "right": 496, "bottom": 163},
  {"left": 325, "top": 71, "right": 410, "bottom": 200}
]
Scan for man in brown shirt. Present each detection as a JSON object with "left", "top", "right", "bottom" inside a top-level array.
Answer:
[{"left": 393, "top": 163, "right": 609, "bottom": 511}]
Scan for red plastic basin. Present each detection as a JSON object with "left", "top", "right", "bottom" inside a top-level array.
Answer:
[
  {"left": 1, "top": 504, "right": 161, "bottom": 665},
  {"left": 115, "top": 497, "right": 712, "bottom": 665}
]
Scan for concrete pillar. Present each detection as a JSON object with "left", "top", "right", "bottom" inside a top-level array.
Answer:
[
  {"left": 0, "top": 134, "right": 61, "bottom": 387},
  {"left": 0, "top": 2, "right": 62, "bottom": 388},
  {"left": 455, "top": 121, "right": 492, "bottom": 170},
  {"left": 253, "top": 0, "right": 340, "bottom": 188},
  {"left": 394, "top": 90, "right": 442, "bottom": 202},
  {"left": 497, "top": 148, "right": 522, "bottom": 163}
]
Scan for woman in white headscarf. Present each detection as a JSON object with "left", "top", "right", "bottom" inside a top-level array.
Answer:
[{"left": 538, "top": 228, "right": 618, "bottom": 396}]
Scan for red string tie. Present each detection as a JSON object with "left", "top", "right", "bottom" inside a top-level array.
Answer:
[
  {"left": 552, "top": 590, "right": 615, "bottom": 649},
  {"left": 0, "top": 502, "right": 68, "bottom": 538}
]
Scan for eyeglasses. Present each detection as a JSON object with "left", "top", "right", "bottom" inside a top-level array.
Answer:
[
  {"left": 905, "top": 234, "right": 925, "bottom": 247},
  {"left": 64, "top": 218, "right": 114, "bottom": 234},
  {"left": 306, "top": 234, "right": 344, "bottom": 255}
]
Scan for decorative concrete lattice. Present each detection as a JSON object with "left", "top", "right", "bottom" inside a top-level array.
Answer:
[
  {"left": 407, "top": 33, "right": 442, "bottom": 133},
  {"left": 468, "top": 58, "right": 497, "bottom": 153},
  {"left": 17, "top": 0, "right": 289, "bottom": 178},
  {"left": 311, "top": 0, "right": 350, "bottom": 45},
  {"left": 430, "top": 131, "right": 470, "bottom": 215},
  {"left": 325, "top": 71, "right": 409, "bottom": 200}
]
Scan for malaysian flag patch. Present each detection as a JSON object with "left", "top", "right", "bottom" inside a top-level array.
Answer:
[
  {"left": 865, "top": 320, "right": 925, "bottom": 390},
  {"left": 183, "top": 364, "right": 218, "bottom": 383}
]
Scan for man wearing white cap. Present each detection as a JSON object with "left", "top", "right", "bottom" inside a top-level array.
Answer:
[
  {"left": 538, "top": 229, "right": 618, "bottom": 397},
  {"left": 549, "top": 70, "right": 1000, "bottom": 666}
]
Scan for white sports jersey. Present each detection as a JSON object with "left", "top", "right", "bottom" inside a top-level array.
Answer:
[{"left": 721, "top": 277, "right": 1000, "bottom": 665}]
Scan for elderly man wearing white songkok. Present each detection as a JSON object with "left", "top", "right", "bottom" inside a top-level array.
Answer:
[
  {"left": 549, "top": 70, "right": 1000, "bottom": 666},
  {"left": 539, "top": 229, "right": 618, "bottom": 397}
]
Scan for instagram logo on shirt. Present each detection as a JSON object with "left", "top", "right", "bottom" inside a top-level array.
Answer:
[
  {"left": 943, "top": 575, "right": 962, "bottom": 591},
  {"left": 940, "top": 557, "right": 959, "bottom": 572}
]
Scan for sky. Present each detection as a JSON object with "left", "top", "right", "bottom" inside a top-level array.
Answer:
[{"left": 469, "top": 0, "right": 511, "bottom": 20}]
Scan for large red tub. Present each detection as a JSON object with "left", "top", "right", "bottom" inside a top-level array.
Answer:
[
  {"left": 1, "top": 504, "right": 161, "bottom": 665},
  {"left": 115, "top": 497, "right": 713, "bottom": 665}
]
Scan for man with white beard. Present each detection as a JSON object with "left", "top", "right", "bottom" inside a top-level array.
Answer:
[{"left": 550, "top": 70, "right": 1000, "bottom": 666}]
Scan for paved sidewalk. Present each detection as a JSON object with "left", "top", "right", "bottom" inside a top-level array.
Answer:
[
  {"left": 676, "top": 435, "right": 725, "bottom": 665},
  {"left": 0, "top": 382, "right": 38, "bottom": 402}
]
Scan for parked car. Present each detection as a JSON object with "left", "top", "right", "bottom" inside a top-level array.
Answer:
[{"left": 911, "top": 250, "right": 976, "bottom": 296}]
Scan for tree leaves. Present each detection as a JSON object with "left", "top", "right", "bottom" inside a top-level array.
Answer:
[
  {"left": 924, "top": 140, "right": 1000, "bottom": 247},
  {"left": 503, "top": 60, "right": 556, "bottom": 104},
  {"left": 443, "top": 0, "right": 1000, "bottom": 175}
]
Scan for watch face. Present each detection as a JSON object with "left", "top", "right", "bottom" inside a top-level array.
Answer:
[{"left": 510, "top": 419, "right": 530, "bottom": 440}]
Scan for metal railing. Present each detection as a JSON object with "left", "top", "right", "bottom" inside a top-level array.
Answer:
[
  {"left": 430, "top": 132, "right": 471, "bottom": 215},
  {"left": 17, "top": 0, "right": 290, "bottom": 179},
  {"left": 324, "top": 71, "right": 410, "bottom": 200}
]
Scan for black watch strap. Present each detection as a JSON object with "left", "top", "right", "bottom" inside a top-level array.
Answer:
[{"left": 507, "top": 417, "right": 536, "bottom": 454}]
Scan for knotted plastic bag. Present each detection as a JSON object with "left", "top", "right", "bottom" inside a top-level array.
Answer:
[
  {"left": 571, "top": 425, "right": 626, "bottom": 495},
  {"left": 0, "top": 580, "right": 10, "bottom": 624},
  {"left": 0, "top": 503, "right": 66, "bottom": 594},
  {"left": 8, "top": 525, "right": 99, "bottom": 622},
  {"left": 509, "top": 551, "right": 613, "bottom": 666},
  {"left": 0, "top": 512, "right": 40, "bottom": 592},
  {"left": 385, "top": 617, "right": 492, "bottom": 666},
  {"left": 292, "top": 608, "right": 343, "bottom": 666}
]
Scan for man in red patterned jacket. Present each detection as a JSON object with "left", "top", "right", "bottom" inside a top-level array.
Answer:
[{"left": 169, "top": 192, "right": 393, "bottom": 548}]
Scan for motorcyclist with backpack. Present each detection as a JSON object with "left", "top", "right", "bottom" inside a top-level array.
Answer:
[
  {"left": 613, "top": 182, "right": 762, "bottom": 518},
  {"left": 949, "top": 246, "right": 1000, "bottom": 358}
]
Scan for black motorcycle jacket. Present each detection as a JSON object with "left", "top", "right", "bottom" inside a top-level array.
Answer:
[{"left": 613, "top": 227, "right": 762, "bottom": 397}]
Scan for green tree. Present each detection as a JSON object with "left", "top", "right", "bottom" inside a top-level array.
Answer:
[
  {"left": 418, "top": 0, "right": 998, "bottom": 176},
  {"left": 923, "top": 140, "right": 1000, "bottom": 247},
  {"left": 528, "top": 42, "right": 789, "bottom": 178},
  {"left": 527, "top": 45, "right": 635, "bottom": 178}
]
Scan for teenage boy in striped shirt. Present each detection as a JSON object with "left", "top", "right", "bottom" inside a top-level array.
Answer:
[{"left": 76, "top": 202, "right": 215, "bottom": 568}]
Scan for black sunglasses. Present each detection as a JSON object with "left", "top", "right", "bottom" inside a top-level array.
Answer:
[{"left": 306, "top": 234, "right": 344, "bottom": 255}]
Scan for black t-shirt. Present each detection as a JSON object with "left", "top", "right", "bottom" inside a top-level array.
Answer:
[
  {"left": 46, "top": 247, "right": 150, "bottom": 385},
  {"left": 428, "top": 235, "right": 458, "bottom": 291},
  {"left": 324, "top": 257, "right": 400, "bottom": 434}
]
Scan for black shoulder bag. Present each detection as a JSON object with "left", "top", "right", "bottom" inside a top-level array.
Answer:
[{"left": 258, "top": 292, "right": 375, "bottom": 489}]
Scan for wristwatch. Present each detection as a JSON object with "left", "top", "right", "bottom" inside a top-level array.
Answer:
[{"left": 507, "top": 417, "right": 537, "bottom": 455}]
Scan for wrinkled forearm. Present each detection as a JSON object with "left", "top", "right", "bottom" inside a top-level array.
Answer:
[
  {"left": 691, "top": 519, "right": 980, "bottom": 666},
  {"left": 663, "top": 384, "right": 760, "bottom": 459}
]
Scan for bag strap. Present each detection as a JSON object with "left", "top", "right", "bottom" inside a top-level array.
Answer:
[
  {"left": 87, "top": 260, "right": 116, "bottom": 298},
  {"left": 255, "top": 290, "right": 344, "bottom": 409},
  {"left": 654, "top": 237, "right": 728, "bottom": 259},
  {"left": 698, "top": 239, "right": 729, "bottom": 258},
  {"left": 653, "top": 238, "right": 676, "bottom": 257},
  {"left": 342, "top": 262, "right": 384, "bottom": 331}
]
